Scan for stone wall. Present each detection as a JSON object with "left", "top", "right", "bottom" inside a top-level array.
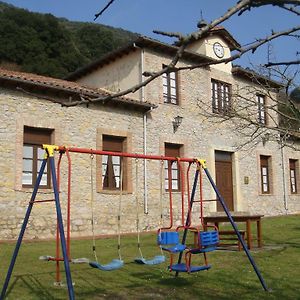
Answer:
[
  {"left": 0, "top": 89, "right": 149, "bottom": 239},
  {"left": 1, "top": 49, "right": 300, "bottom": 240}
]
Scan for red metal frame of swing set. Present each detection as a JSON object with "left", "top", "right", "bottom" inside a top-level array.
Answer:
[{"left": 46, "top": 145, "right": 206, "bottom": 282}]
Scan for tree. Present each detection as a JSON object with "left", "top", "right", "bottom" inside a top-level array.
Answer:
[
  {"left": 66, "top": 0, "right": 300, "bottom": 149},
  {"left": 197, "top": 64, "right": 300, "bottom": 150}
]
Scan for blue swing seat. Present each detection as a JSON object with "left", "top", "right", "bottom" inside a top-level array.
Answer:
[
  {"left": 134, "top": 255, "right": 166, "bottom": 265},
  {"left": 158, "top": 231, "right": 186, "bottom": 253},
  {"left": 199, "top": 230, "right": 219, "bottom": 252},
  {"left": 89, "top": 259, "right": 124, "bottom": 271},
  {"left": 189, "top": 230, "right": 219, "bottom": 254},
  {"left": 169, "top": 263, "right": 211, "bottom": 273}
]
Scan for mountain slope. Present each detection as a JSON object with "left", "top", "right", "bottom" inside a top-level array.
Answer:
[{"left": 0, "top": 1, "right": 138, "bottom": 78}]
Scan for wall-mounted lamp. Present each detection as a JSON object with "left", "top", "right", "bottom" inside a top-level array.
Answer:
[{"left": 173, "top": 115, "right": 183, "bottom": 133}]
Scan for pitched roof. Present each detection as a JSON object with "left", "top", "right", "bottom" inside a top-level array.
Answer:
[
  {"left": 232, "top": 66, "right": 284, "bottom": 89},
  {"left": 65, "top": 36, "right": 214, "bottom": 81},
  {"left": 0, "top": 68, "right": 155, "bottom": 111},
  {"left": 65, "top": 26, "right": 241, "bottom": 81},
  {"left": 200, "top": 26, "right": 241, "bottom": 50}
]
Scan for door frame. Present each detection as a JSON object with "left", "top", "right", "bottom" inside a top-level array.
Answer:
[{"left": 215, "top": 150, "right": 234, "bottom": 211}]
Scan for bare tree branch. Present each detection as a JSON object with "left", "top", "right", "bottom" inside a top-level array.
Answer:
[
  {"left": 175, "top": 26, "right": 300, "bottom": 72},
  {"left": 265, "top": 60, "right": 300, "bottom": 67},
  {"left": 238, "top": 0, "right": 300, "bottom": 15},
  {"left": 152, "top": 30, "right": 184, "bottom": 40},
  {"left": 69, "top": 0, "right": 253, "bottom": 107},
  {"left": 280, "top": 3, "right": 300, "bottom": 15},
  {"left": 94, "top": 0, "right": 116, "bottom": 21},
  {"left": 68, "top": 0, "right": 300, "bottom": 115}
]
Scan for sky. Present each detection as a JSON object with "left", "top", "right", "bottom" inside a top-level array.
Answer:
[{"left": 1, "top": 0, "right": 299, "bottom": 77}]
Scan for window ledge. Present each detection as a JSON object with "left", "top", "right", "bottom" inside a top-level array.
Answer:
[
  {"left": 163, "top": 102, "right": 179, "bottom": 106},
  {"left": 258, "top": 193, "right": 274, "bottom": 196},
  {"left": 15, "top": 187, "right": 54, "bottom": 194},
  {"left": 99, "top": 190, "right": 132, "bottom": 195}
]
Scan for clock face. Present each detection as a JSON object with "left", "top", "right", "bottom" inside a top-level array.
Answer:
[{"left": 213, "top": 42, "right": 224, "bottom": 58}]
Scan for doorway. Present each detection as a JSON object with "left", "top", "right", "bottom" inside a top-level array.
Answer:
[{"left": 215, "top": 151, "right": 234, "bottom": 211}]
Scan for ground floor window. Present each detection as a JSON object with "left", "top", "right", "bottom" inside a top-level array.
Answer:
[
  {"left": 164, "top": 143, "right": 183, "bottom": 191},
  {"left": 289, "top": 159, "right": 298, "bottom": 194},
  {"left": 260, "top": 155, "right": 271, "bottom": 194},
  {"left": 102, "top": 135, "right": 126, "bottom": 190},
  {"left": 23, "top": 126, "right": 53, "bottom": 188}
]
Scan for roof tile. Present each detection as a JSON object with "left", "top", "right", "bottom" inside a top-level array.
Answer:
[{"left": 0, "top": 68, "right": 155, "bottom": 110}]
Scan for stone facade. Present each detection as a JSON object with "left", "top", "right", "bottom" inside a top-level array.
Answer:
[
  {"left": 0, "top": 87, "right": 149, "bottom": 239},
  {"left": 75, "top": 36, "right": 300, "bottom": 219},
  {"left": 0, "top": 31, "right": 299, "bottom": 241}
]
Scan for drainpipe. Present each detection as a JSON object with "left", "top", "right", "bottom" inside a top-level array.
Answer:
[
  {"left": 134, "top": 43, "right": 149, "bottom": 214},
  {"left": 280, "top": 139, "right": 288, "bottom": 213}
]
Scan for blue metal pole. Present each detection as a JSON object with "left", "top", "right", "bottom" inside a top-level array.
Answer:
[
  {"left": 0, "top": 159, "right": 48, "bottom": 300},
  {"left": 202, "top": 166, "right": 269, "bottom": 292},
  {"left": 175, "top": 167, "right": 200, "bottom": 277},
  {"left": 49, "top": 156, "right": 75, "bottom": 300}
]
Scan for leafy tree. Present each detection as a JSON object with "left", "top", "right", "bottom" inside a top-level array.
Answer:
[{"left": 0, "top": 2, "right": 137, "bottom": 78}]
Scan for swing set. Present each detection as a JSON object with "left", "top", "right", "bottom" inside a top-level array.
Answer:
[
  {"left": 88, "top": 153, "right": 124, "bottom": 270},
  {"left": 157, "top": 159, "right": 220, "bottom": 273},
  {"left": 0, "top": 144, "right": 269, "bottom": 300}
]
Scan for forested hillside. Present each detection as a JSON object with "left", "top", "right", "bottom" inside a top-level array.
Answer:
[{"left": 0, "top": 2, "right": 138, "bottom": 78}]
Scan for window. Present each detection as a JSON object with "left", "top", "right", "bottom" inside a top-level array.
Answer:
[
  {"left": 164, "top": 143, "right": 182, "bottom": 191},
  {"left": 211, "top": 79, "right": 231, "bottom": 114},
  {"left": 260, "top": 155, "right": 271, "bottom": 194},
  {"left": 257, "top": 94, "right": 267, "bottom": 125},
  {"left": 163, "top": 66, "right": 178, "bottom": 105},
  {"left": 289, "top": 159, "right": 298, "bottom": 194},
  {"left": 102, "top": 135, "right": 126, "bottom": 190},
  {"left": 23, "top": 126, "right": 53, "bottom": 188}
]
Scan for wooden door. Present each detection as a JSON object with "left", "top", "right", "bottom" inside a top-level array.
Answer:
[{"left": 215, "top": 151, "right": 234, "bottom": 211}]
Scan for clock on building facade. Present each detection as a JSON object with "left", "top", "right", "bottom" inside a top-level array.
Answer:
[{"left": 213, "top": 42, "right": 224, "bottom": 58}]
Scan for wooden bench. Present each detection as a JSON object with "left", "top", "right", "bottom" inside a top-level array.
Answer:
[{"left": 218, "top": 230, "right": 246, "bottom": 251}]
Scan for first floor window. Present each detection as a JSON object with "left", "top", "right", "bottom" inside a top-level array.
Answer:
[
  {"left": 102, "top": 135, "right": 126, "bottom": 190},
  {"left": 164, "top": 143, "right": 183, "bottom": 191},
  {"left": 289, "top": 159, "right": 298, "bottom": 194},
  {"left": 211, "top": 79, "right": 231, "bottom": 115},
  {"left": 257, "top": 94, "right": 267, "bottom": 125},
  {"left": 260, "top": 155, "right": 271, "bottom": 194},
  {"left": 163, "top": 65, "right": 179, "bottom": 105},
  {"left": 23, "top": 126, "right": 53, "bottom": 188}
]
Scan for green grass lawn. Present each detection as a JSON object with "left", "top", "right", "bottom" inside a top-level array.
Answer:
[{"left": 0, "top": 215, "right": 299, "bottom": 299}]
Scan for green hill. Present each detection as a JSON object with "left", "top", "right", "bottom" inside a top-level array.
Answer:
[{"left": 0, "top": 1, "right": 138, "bottom": 78}]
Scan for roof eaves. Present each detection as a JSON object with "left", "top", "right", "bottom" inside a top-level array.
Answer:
[
  {"left": 65, "top": 35, "right": 213, "bottom": 80},
  {"left": 65, "top": 38, "right": 142, "bottom": 81},
  {"left": 0, "top": 70, "right": 156, "bottom": 111},
  {"left": 209, "top": 28, "right": 241, "bottom": 50},
  {"left": 232, "top": 65, "right": 284, "bottom": 89}
]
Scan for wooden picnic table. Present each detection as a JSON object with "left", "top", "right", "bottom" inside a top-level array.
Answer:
[{"left": 203, "top": 214, "right": 264, "bottom": 250}]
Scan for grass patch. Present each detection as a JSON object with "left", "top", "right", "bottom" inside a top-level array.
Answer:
[{"left": 0, "top": 215, "right": 300, "bottom": 299}]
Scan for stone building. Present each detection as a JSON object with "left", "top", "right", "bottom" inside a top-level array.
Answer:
[{"left": 0, "top": 27, "right": 299, "bottom": 240}]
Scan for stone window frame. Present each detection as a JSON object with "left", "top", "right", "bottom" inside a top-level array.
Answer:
[
  {"left": 211, "top": 79, "right": 232, "bottom": 115},
  {"left": 96, "top": 128, "right": 132, "bottom": 194},
  {"left": 102, "top": 135, "right": 126, "bottom": 191},
  {"left": 259, "top": 155, "right": 273, "bottom": 195},
  {"left": 22, "top": 126, "right": 53, "bottom": 189},
  {"left": 257, "top": 94, "right": 267, "bottom": 126},
  {"left": 162, "top": 64, "right": 180, "bottom": 105},
  {"left": 289, "top": 159, "right": 298, "bottom": 194},
  {"left": 164, "top": 142, "right": 184, "bottom": 192},
  {"left": 159, "top": 136, "right": 188, "bottom": 194},
  {"left": 15, "top": 118, "right": 59, "bottom": 192}
]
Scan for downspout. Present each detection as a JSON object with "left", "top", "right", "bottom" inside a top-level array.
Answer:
[
  {"left": 280, "top": 139, "right": 288, "bottom": 213},
  {"left": 134, "top": 43, "right": 149, "bottom": 214}
]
